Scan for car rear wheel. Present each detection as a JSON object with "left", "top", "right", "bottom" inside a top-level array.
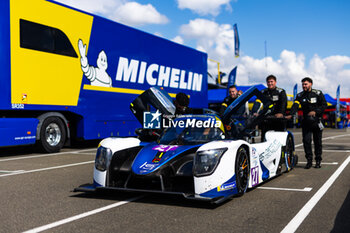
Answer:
[
  {"left": 235, "top": 147, "right": 249, "bottom": 195},
  {"left": 285, "top": 134, "right": 296, "bottom": 171}
]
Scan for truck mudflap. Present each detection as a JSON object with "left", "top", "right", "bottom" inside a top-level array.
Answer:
[{"left": 0, "top": 118, "right": 38, "bottom": 147}]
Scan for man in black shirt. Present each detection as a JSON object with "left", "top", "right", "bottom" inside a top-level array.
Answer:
[
  {"left": 253, "top": 75, "right": 287, "bottom": 141},
  {"left": 287, "top": 77, "right": 327, "bottom": 169},
  {"left": 219, "top": 85, "right": 239, "bottom": 116},
  {"left": 174, "top": 92, "right": 193, "bottom": 115}
]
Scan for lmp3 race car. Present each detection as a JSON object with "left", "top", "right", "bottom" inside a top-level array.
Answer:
[{"left": 75, "top": 87, "right": 298, "bottom": 204}]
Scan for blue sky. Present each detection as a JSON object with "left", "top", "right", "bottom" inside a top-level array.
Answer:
[
  {"left": 139, "top": 0, "right": 350, "bottom": 61},
  {"left": 231, "top": 0, "right": 350, "bottom": 60},
  {"left": 56, "top": 0, "right": 350, "bottom": 97}
]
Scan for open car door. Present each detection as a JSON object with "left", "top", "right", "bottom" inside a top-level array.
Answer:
[
  {"left": 130, "top": 87, "right": 176, "bottom": 125},
  {"left": 221, "top": 86, "right": 272, "bottom": 139}
]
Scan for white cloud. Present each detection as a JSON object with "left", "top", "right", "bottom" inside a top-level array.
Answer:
[
  {"left": 180, "top": 19, "right": 234, "bottom": 59},
  {"left": 180, "top": 18, "right": 236, "bottom": 77},
  {"left": 180, "top": 18, "right": 219, "bottom": 38},
  {"left": 55, "top": 0, "right": 122, "bottom": 15},
  {"left": 177, "top": 0, "right": 232, "bottom": 16},
  {"left": 172, "top": 36, "right": 184, "bottom": 45},
  {"left": 234, "top": 52, "right": 350, "bottom": 98},
  {"left": 113, "top": 2, "right": 169, "bottom": 26},
  {"left": 179, "top": 18, "right": 350, "bottom": 97},
  {"left": 323, "top": 55, "right": 350, "bottom": 73},
  {"left": 55, "top": 0, "right": 168, "bottom": 27}
]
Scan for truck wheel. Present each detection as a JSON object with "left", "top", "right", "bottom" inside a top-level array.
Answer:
[{"left": 38, "top": 117, "right": 66, "bottom": 153}]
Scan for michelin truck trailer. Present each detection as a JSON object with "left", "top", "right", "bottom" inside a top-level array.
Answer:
[{"left": 0, "top": 0, "right": 208, "bottom": 152}]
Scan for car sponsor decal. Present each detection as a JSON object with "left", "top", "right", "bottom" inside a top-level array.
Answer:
[
  {"left": 252, "top": 147, "right": 257, "bottom": 157},
  {"left": 139, "top": 162, "right": 157, "bottom": 173},
  {"left": 152, "top": 152, "right": 164, "bottom": 163},
  {"left": 152, "top": 145, "right": 179, "bottom": 152},
  {"left": 252, "top": 147, "right": 259, "bottom": 166},
  {"left": 251, "top": 166, "right": 259, "bottom": 186},
  {"left": 217, "top": 181, "right": 236, "bottom": 192},
  {"left": 199, "top": 175, "right": 239, "bottom": 198},
  {"left": 259, "top": 139, "right": 281, "bottom": 161},
  {"left": 132, "top": 144, "right": 200, "bottom": 175}
]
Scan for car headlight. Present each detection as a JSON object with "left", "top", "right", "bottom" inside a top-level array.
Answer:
[
  {"left": 194, "top": 148, "right": 227, "bottom": 177},
  {"left": 95, "top": 146, "right": 112, "bottom": 171}
]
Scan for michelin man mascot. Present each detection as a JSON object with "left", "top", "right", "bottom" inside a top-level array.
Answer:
[{"left": 78, "top": 39, "right": 112, "bottom": 87}]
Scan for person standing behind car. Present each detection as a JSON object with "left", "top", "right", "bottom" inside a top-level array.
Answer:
[
  {"left": 174, "top": 92, "right": 193, "bottom": 116},
  {"left": 219, "top": 85, "right": 239, "bottom": 116},
  {"left": 252, "top": 75, "right": 287, "bottom": 141},
  {"left": 286, "top": 77, "right": 327, "bottom": 169}
]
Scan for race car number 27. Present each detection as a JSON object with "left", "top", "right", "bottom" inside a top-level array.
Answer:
[{"left": 251, "top": 166, "right": 259, "bottom": 186}]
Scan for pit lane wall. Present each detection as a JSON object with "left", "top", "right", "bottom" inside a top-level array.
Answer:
[{"left": 0, "top": 0, "right": 208, "bottom": 147}]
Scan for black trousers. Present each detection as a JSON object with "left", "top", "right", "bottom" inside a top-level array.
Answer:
[{"left": 302, "top": 122, "right": 323, "bottom": 162}]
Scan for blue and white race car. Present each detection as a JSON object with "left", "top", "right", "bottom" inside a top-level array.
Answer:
[{"left": 76, "top": 87, "right": 298, "bottom": 204}]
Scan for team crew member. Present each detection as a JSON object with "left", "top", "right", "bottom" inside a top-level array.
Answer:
[
  {"left": 220, "top": 86, "right": 248, "bottom": 118},
  {"left": 219, "top": 85, "right": 239, "bottom": 116},
  {"left": 287, "top": 77, "right": 327, "bottom": 169},
  {"left": 252, "top": 75, "right": 287, "bottom": 141},
  {"left": 174, "top": 92, "right": 193, "bottom": 115}
]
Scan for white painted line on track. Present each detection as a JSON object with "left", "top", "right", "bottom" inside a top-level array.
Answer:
[
  {"left": 0, "top": 161, "right": 94, "bottom": 177},
  {"left": 23, "top": 196, "right": 142, "bottom": 233},
  {"left": 281, "top": 155, "right": 350, "bottom": 233},
  {"left": 0, "top": 148, "right": 96, "bottom": 162},
  {"left": 72, "top": 150, "right": 97, "bottom": 154},
  {"left": 298, "top": 161, "right": 338, "bottom": 165},
  {"left": 257, "top": 187, "right": 312, "bottom": 192},
  {"left": 72, "top": 152, "right": 96, "bottom": 155},
  {"left": 295, "top": 149, "right": 350, "bottom": 153},
  {"left": 322, "top": 134, "right": 350, "bottom": 140},
  {"left": 321, "top": 134, "right": 350, "bottom": 140},
  {"left": 294, "top": 133, "right": 350, "bottom": 148},
  {"left": 0, "top": 170, "right": 25, "bottom": 173},
  {"left": 322, "top": 142, "right": 350, "bottom": 145}
]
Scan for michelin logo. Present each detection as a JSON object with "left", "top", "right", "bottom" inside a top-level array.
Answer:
[
  {"left": 116, "top": 57, "right": 203, "bottom": 91},
  {"left": 78, "top": 39, "right": 202, "bottom": 91},
  {"left": 143, "top": 110, "right": 161, "bottom": 129},
  {"left": 78, "top": 39, "right": 112, "bottom": 87},
  {"left": 217, "top": 181, "right": 236, "bottom": 192}
]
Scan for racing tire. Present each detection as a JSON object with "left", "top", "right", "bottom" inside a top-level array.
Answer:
[
  {"left": 284, "top": 134, "right": 295, "bottom": 172},
  {"left": 37, "top": 117, "right": 67, "bottom": 153},
  {"left": 235, "top": 147, "right": 249, "bottom": 195}
]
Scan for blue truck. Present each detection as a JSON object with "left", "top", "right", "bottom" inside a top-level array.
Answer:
[{"left": 0, "top": 0, "right": 208, "bottom": 152}]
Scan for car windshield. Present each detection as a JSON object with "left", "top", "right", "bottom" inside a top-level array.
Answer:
[{"left": 158, "top": 125, "right": 223, "bottom": 145}]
